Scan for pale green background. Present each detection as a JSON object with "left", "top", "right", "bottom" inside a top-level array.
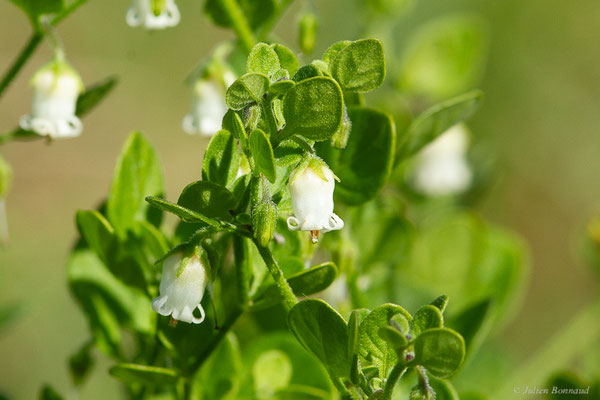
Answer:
[{"left": 0, "top": 0, "right": 599, "bottom": 398}]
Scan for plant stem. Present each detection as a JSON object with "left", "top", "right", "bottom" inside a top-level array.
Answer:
[
  {"left": 254, "top": 240, "right": 298, "bottom": 311},
  {"left": 0, "top": 33, "right": 43, "bottom": 99},
  {"left": 382, "top": 364, "right": 407, "bottom": 400},
  {"left": 261, "top": 96, "right": 280, "bottom": 138},
  {"left": 233, "top": 235, "right": 250, "bottom": 306},
  {"left": 220, "top": 0, "right": 256, "bottom": 51},
  {"left": 496, "top": 298, "right": 600, "bottom": 400}
]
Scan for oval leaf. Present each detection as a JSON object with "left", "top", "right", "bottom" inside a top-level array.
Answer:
[
  {"left": 249, "top": 129, "right": 276, "bottom": 183},
  {"left": 145, "top": 196, "right": 220, "bottom": 226},
  {"left": 282, "top": 77, "right": 343, "bottom": 141},
  {"left": 288, "top": 299, "right": 350, "bottom": 379},
  {"left": 412, "top": 328, "right": 465, "bottom": 378},
  {"left": 247, "top": 43, "right": 281, "bottom": 76},
  {"left": 398, "top": 90, "right": 483, "bottom": 159},
  {"left": 358, "top": 303, "right": 412, "bottom": 377},
  {"left": 410, "top": 305, "right": 444, "bottom": 337},
  {"left": 226, "top": 73, "right": 270, "bottom": 110},
  {"left": 202, "top": 129, "right": 241, "bottom": 189},
  {"left": 331, "top": 39, "right": 385, "bottom": 92},
  {"left": 178, "top": 181, "right": 237, "bottom": 221}
]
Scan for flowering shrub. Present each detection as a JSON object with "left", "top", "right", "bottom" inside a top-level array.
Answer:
[{"left": 1, "top": 1, "right": 599, "bottom": 400}]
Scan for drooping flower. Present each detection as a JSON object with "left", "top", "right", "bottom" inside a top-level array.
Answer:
[
  {"left": 19, "top": 60, "right": 84, "bottom": 139},
  {"left": 126, "top": 0, "right": 180, "bottom": 30},
  {"left": 151, "top": 249, "right": 208, "bottom": 324},
  {"left": 182, "top": 71, "right": 235, "bottom": 137},
  {"left": 287, "top": 156, "right": 344, "bottom": 243},
  {"left": 413, "top": 124, "right": 472, "bottom": 196}
]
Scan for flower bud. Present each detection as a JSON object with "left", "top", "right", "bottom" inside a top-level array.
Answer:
[
  {"left": 20, "top": 60, "right": 84, "bottom": 139},
  {"left": 287, "top": 157, "right": 344, "bottom": 243},
  {"left": 299, "top": 13, "right": 318, "bottom": 55},
  {"left": 330, "top": 106, "right": 352, "bottom": 149},
  {"left": 182, "top": 75, "right": 231, "bottom": 137},
  {"left": 413, "top": 124, "right": 472, "bottom": 196},
  {"left": 151, "top": 247, "right": 209, "bottom": 324},
  {"left": 252, "top": 200, "right": 278, "bottom": 247},
  {"left": 126, "top": 0, "right": 180, "bottom": 30}
]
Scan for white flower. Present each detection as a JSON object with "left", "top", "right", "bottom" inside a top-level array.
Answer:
[
  {"left": 151, "top": 251, "right": 208, "bottom": 324},
  {"left": 413, "top": 124, "right": 473, "bottom": 196},
  {"left": 287, "top": 158, "right": 344, "bottom": 243},
  {"left": 182, "top": 77, "right": 230, "bottom": 137},
  {"left": 19, "top": 61, "right": 84, "bottom": 139},
  {"left": 126, "top": 0, "right": 180, "bottom": 30}
]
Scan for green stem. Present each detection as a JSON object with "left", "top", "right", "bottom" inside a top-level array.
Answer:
[
  {"left": 220, "top": 0, "right": 256, "bottom": 51},
  {"left": 382, "top": 364, "right": 407, "bottom": 400},
  {"left": 0, "top": 33, "right": 43, "bottom": 99},
  {"left": 233, "top": 235, "right": 250, "bottom": 306},
  {"left": 254, "top": 240, "right": 298, "bottom": 311},
  {"left": 496, "top": 298, "right": 600, "bottom": 400}
]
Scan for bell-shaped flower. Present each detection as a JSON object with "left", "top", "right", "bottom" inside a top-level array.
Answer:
[
  {"left": 151, "top": 249, "right": 208, "bottom": 324},
  {"left": 19, "top": 60, "right": 84, "bottom": 139},
  {"left": 182, "top": 72, "right": 234, "bottom": 137},
  {"left": 126, "top": 0, "right": 180, "bottom": 30},
  {"left": 287, "top": 157, "right": 344, "bottom": 243},
  {"left": 413, "top": 124, "right": 472, "bottom": 196}
]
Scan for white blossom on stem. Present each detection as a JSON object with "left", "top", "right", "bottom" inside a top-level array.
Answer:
[
  {"left": 287, "top": 157, "right": 344, "bottom": 243},
  {"left": 182, "top": 72, "right": 234, "bottom": 137},
  {"left": 151, "top": 251, "right": 208, "bottom": 324},
  {"left": 126, "top": 0, "right": 180, "bottom": 30},
  {"left": 19, "top": 60, "right": 84, "bottom": 139},
  {"left": 413, "top": 124, "right": 473, "bottom": 196}
]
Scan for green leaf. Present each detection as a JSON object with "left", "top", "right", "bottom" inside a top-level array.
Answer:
[
  {"left": 39, "top": 385, "right": 64, "bottom": 400},
  {"left": 226, "top": 73, "right": 270, "bottom": 110},
  {"left": 378, "top": 326, "right": 408, "bottom": 350},
  {"left": 68, "top": 342, "right": 94, "bottom": 386},
  {"left": 410, "top": 305, "right": 444, "bottom": 337},
  {"left": 247, "top": 43, "right": 281, "bottom": 76},
  {"left": 447, "top": 298, "right": 493, "bottom": 355},
  {"left": 67, "top": 249, "right": 155, "bottom": 350},
  {"left": 428, "top": 375, "right": 460, "bottom": 400},
  {"left": 271, "top": 44, "right": 300, "bottom": 76},
  {"left": 331, "top": 39, "right": 385, "bottom": 92},
  {"left": 358, "top": 303, "right": 412, "bottom": 377},
  {"left": 145, "top": 196, "right": 220, "bottom": 226},
  {"left": 195, "top": 333, "right": 242, "bottom": 399},
  {"left": 430, "top": 295, "right": 449, "bottom": 313},
  {"left": 75, "top": 210, "right": 115, "bottom": 265},
  {"left": 399, "top": 14, "right": 489, "bottom": 99},
  {"left": 292, "top": 65, "right": 323, "bottom": 83},
  {"left": 76, "top": 76, "right": 117, "bottom": 117},
  {"left": 106, "top": 132, "right": 164, "bottom": 236},
  {"left": 282, "top": 77, "right": 343, "bottom": 142},
  {"left": 202, "top": 129, "right": 241, "bottom": 189},
  {"left": 178, "top": 181, "right": 237, "bottom": 221},
  {"left": 109, "top": 363, "right": 178, "bottom": 385},
  {"left": 204, "top": 0, "right": 276, "bottom": 31},
  {"left": 398, "top": 90, "right": 482, "bottom": 159},
  {"left": 288, "top": 299, "right": 350, "bottom": 379},
  {"left": 249, "top": 129, "right": 276, "bottom": 182},
  {"left": 9, "top": 0, "right": 64, "bottom": 29},
  {"left": 299, "top": 13, "right": 318, "bottom": 54},
  {"left": 412, "top": 328, "right": 465, "bottom": 378},
  {"left": 252, "top": 262, "right": 338, "bottom": 310},
  {"left": 322, "top": 41, "right": 351, "bottom": 68},
  {"left": 321, "top": 107, "right": 395, "bottom": 205},
  {"left": 253, "top": 350, "right": 293, "bottom": 397},
  {"left": 270, "top": 79, "right": 295, "bottom": 95},
  {"left": 223, "top": 110, "right": 249, "bottom": 151}
]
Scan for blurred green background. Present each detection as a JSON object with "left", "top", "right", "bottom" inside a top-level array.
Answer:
[{"left": 0, "top": 0, "right": 599, "bottom": 398}]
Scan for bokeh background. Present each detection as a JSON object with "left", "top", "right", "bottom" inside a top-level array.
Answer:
[{"left": 1, "top": 0, "right": 599, "bottom": 398}]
